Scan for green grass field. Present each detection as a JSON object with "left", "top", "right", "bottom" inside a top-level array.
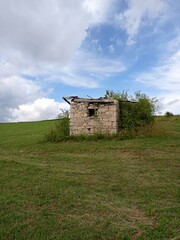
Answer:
[{"left": 0, "top": 117, "right": 179, "bottom": 240}]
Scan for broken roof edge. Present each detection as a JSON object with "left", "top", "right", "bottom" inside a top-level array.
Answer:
[
  {"left": 62, "top": 96, "right": 138, "bottom": 104},
  {"left": 62, "top": 96, "right": 116, "bottom": 104},
  {"left": 62, "top": 96, "right": 78, "bottom": 104}
]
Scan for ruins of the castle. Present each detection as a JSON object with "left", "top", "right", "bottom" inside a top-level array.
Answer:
[{"left": 63, "top": 96, "right": 119, "bottom": 135}]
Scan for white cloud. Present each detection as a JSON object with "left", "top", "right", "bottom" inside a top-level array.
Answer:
[
  {"left": 0, "top": 76, "right": 69, "bottom": 122},
  {"left": 108, "top": 44, "right": 115, "bottom": 53},
  {"left": 0, "top": 76, "right": 41, "bottom": 108},
  {"left": 0, "top": 76, "right": 43, "bottom": 122},
  {"left": 8, "top": 98, "right": 68, "bottom": 122},
  {"left": 0, "top": 0, "right": 117, "bottom": 122},
  {"left": 0, "top": 0, "right": 114, "bottom": 70},
  {"left": 136, "top": 50, "right": 180, "bottom": 91},
  {"left": 167, "top": 33, "right": 180, "bottom": 53},
  {"left": 136, "top": 44, "right": 180, "bottom": 114},
  {"left": 83, "top": 0, "right": 115, "bottom": 23},
  {"left": 43, "top": 51, "right": 126, "bottom": 88},
  {"left": 46, "top": 71, "right": 99, "bottom": 89},
  {"left": 0, "top": 62, "right": 18, "bottom": 79},
  {"left": 76, "top": 53, "right": 126, "bottom": 77},
  {"left": 158, "top": 93, "right": 180, "bottom": 115},
  {"left": 116, "top": 0, "right": 168, "bottom": 45}
]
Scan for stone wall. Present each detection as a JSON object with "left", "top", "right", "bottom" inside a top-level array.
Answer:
[{"left": 70, "top": 100, "right": 119, "bottom": 135}]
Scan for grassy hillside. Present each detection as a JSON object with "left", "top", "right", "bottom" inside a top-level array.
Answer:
[{"left": 0, "top": 117, "right": 179, "bottom": 240}]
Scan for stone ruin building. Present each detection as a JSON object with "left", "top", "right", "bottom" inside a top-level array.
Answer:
[{"left": 63, "top": 96, "right": 119, "bottom": 135}]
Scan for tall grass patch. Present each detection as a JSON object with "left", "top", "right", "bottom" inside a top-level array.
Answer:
[
  {"left": 44, "top": 118, "right": 169, "bottom": 143},
  {"left": 44, "top": 117, "right": 70, "bottom": 142}
]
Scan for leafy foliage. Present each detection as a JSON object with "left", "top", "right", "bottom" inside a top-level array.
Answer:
[
  {"left": 45, "top": 117, "right": 70, "bottom": 142},
  {"left": 105, "top": 90, "right": 157, "bottom": 129},
  {"left": 57, "top": 109, "right": 70, "bottom": 119},
  {"left": 164, "top": 111, "right": 174, "bottom": 117}
]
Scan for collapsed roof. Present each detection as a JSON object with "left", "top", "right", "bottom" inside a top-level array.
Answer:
[
  {"left": 62, "top": 96, "right": 115, "bottom": 105},
  {"left": 62, "top": 96, "right": 136, "bottom": 105}
]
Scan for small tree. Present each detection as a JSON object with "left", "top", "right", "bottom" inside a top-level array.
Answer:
[
  {"left": 45, "top": 109, "right": 70, "bottom": 142},
  {"left": 57, "top": 109, "right": 70, "bottom": 119},
  {"left": 105, "top": 90, "right": 157, "bottom": 130},
  {"left": 164, "top": 111, "right": 174, "bottom": 117}
]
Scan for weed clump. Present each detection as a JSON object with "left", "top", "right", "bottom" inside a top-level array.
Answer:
[
  {"left": 44, "top": 119, "right": 168, "bottom": 143},
  {"left": 45, "top": 117, "right": 70, "bottom": 142},
  {"left": 105, "top": 90, "right": 157, "bottom": 130},
  {"left": 164, "top": 111, "right": 174, "bottom": 117}
]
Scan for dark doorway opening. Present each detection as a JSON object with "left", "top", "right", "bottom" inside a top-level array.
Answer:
[{"left": 88, "top": 109, "right": 96, "bottom": 117}]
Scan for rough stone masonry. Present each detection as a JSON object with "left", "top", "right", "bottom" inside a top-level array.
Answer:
[{"left": 63, "top": 96, "right": 119, "bottom": 135}]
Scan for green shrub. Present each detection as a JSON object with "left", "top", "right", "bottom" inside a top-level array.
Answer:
[
  {"left": 164, "top": 111, "right": 174, "bottom": 117},
  {"left": 105, "top": 90, "right": 157, "bottom": 130},
  {"left": 45, "top": 117, "right": 70, "bottom": 142}
]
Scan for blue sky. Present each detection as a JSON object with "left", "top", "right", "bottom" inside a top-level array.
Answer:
[{"left": 0, "top": 0, "right": 180, "bottom": 122}]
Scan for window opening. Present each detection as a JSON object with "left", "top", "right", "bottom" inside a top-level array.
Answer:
[{"left": 88, "top": 109, "right": 96, "bottom": 117}]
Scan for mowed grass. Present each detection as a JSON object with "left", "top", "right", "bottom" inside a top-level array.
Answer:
[{"left": 0, "top": 117, "right": 179, "bottom": 240}]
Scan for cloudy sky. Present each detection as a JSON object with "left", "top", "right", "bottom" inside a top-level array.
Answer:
[{"left": 0, "top": 0, "right": 180, "bottom": 122}]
